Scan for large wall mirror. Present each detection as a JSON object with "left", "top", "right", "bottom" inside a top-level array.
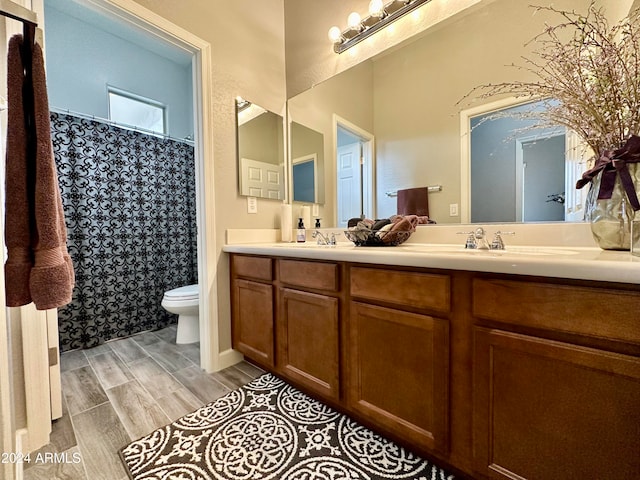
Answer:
[
  {"left": 286, "top": 0, "right": 599, "bottom": 227},
  {"left": 236, "top": 97, "right": 285, "bottom": 200}
]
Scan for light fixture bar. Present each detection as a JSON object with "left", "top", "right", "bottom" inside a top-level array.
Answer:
[{"left": 332, "top": 0, "right": 432, "bottom": 54}]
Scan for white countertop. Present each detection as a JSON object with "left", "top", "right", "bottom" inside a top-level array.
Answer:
[{"left": 222, "top": 241, "right": 640, "bottom": 285}]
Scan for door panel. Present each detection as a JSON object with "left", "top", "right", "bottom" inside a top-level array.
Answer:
[{"left": 473, "top": 327, "right": 640, "bottom": 479}]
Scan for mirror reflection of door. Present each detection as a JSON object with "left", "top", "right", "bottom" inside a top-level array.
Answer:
[
  {"left": 240, "top": 157, "right": 284, "bottom": 199},
  {"left": 470, "top": 100, "right": 577, "bottom": 223},
  {"left": 336, "top": 121, "right": 374, "bottom": 227},
  {"left": 518, "top": 135, "right": 565, "bottom": 222},
  {"left": 337, "top": 136, "right": 361, "bottom": 227}
]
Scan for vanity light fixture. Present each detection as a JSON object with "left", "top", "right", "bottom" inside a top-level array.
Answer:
[
  {"left": 328, "top": 0, "right": 432, "bottom": 54},
  {"left": 235, "top": 96, "right": 251, "bottom": 112}
]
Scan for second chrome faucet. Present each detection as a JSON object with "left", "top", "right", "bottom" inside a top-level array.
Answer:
[{"left": 312, "top": 230, "right": 339, "bottom": 245}]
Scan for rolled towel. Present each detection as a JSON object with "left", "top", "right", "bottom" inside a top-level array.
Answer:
[
  {"left": 390, "top": 217, "right": 413, "bottom": 232},
  {"left": 372, "top": 218, "right": 391, "bottom": 231}
]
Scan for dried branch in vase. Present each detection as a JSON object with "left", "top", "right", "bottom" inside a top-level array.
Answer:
[{"left": 460, "top": 2, "right": 640, "bottom": 156}]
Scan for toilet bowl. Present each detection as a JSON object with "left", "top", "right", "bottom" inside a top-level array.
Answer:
[{"left": 161, "top": 284, "right": 199, "bottom": 344}]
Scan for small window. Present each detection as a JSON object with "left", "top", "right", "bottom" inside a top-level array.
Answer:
[{"left": 108, "top": 88, "right": 165, "bottom": 135}]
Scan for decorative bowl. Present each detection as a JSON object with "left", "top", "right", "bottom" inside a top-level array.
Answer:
[{"left": 344, "top": 228, "right": 414, "bottom": 247}]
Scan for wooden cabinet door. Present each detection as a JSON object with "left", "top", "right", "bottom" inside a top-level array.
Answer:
[
  {"left": 348, "top": 302, "right": 449, "bottom": 453},
  {"left": 279, "top": 288, "right": 340, "bottom": 401},
  {"left": 232, "top": 279, "right": 274, "bottom": 368},
  {"left": 473, "top": 327, "right": 640, "bottom": 480}
]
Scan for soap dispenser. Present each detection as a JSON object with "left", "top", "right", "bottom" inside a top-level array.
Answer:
[
  {"left": 297, "top": 218, "right": 306, "bottom": 243},
  {"left": 315, "top": 218, "right": 321, "bottom": 228}
]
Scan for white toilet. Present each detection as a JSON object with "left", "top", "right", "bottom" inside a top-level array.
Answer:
[{"left": 161, "top": 284, "right": 199, "bottom": 344}]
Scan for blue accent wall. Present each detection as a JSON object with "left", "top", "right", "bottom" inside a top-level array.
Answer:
[
  {"left": 293, "top": 161, "right": 315, "bottom": 203},
  {"left": 44, "top": 3, "right": 193, "bottom": 140}
]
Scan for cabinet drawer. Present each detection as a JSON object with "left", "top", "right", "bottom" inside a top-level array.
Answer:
[
  {"left": 350, "top": 267, "right": 450, "bottom": 314},
  {"left": 473, "top": 278, "right": 640, "bottom": 344},
  {"left": 279, "top": 259, "right": 338, "bottom": 292},
  {"left": 232, "top": 255, "right": 272, "bottom": 282}
]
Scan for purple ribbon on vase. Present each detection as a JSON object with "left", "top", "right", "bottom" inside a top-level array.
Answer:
[{"left": 576, "top": 135, "right": 640, "bottom": 211}]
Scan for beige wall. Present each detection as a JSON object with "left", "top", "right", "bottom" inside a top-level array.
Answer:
[
  {"left": 284, "top": 0, "right": 494, "bottom": 98},
  {"left": 130, "top": 0, "right": 286, "bottom": 353},
  {"left": 238, "top": 112, "right": 284, "bottom": 166},
  {"left": 285, "top": 0, "right": 635, "bottom": 224}
]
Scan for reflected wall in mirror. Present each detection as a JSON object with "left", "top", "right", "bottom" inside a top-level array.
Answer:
[
  {"left": 286, "top": 0, "right": 614, "bottom": 227},
  {"left": 464, "top": 99, "right": 589, "bottom": 224},
  {"left": 290, "top": 121, "right": 325, "bottom": 204},
  {"left": 236, "top": 97, "right": 285, "bottom": 200}
]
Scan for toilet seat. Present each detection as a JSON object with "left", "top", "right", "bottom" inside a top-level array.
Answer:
[
  {"left": 161, "top": 284, "right": 200, "bottom": 344},
  {"left": 163, "top": 284, "right": 198, "bottom": 302}
]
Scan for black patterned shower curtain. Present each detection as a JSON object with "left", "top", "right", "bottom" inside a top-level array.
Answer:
[{"left": 51, "top": 112, "right": 198, "bottom": 352}]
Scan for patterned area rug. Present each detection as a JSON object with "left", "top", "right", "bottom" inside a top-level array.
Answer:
[{"left": 120, "top": 373, "right": 456, "bottom": 480}]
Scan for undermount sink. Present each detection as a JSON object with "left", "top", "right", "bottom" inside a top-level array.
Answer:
[{"left": 398, "top": 244, "right": 581, "bottom": 256}]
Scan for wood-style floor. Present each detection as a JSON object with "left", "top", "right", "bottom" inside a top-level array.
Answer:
[{"left": 23, "top": 325, "right": 263, "bottom": 480}]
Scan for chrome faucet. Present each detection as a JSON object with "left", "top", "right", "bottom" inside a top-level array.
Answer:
[
  {"left": 490, "top": 230, "right": 515, "bottom": 250},
  {"left": 473, "top": 227, "right": 490, "bottom": 250},
  {"left": 312, "top": 230, "right": 338, "bottom": 245},
  {"left": 458, "top": 227, "right": 514, "bottom": 250}
]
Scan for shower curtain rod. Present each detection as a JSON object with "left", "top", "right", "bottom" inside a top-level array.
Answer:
[
  {"left": 50, "top": 107, "right": 195, "bottom": 145},
  {"left": 0, "top": 0, "right": 38, "bottom": 27}
]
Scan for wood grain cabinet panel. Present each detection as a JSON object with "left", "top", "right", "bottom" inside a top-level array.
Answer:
[
  {"left": 473, "top": 278, "right": 640, "bottom": 344},
  {"left": 279, "top": 259, "right": 339, "bottom": 292},
  {"left": 232, "top": 279, "right": 274, "bottom": 367},
  {"left": 349, "top": 302, "right": 449, "bottom": 453},
  {"left": 279, "top": 288, "right": 340, "bottom": 401},
  {"left": 232, "top": 255, "right": 272, "bottom": 282},
  {"left": 473, "top": 327, "right": 640, "bottom": 480},
  {"left": 350, "top": 267, "right": 450, "bottom": 314}
]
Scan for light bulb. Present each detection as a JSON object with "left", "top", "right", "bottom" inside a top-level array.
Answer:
[
  {"left": 368, "top": 0, "right": 384, "bottom": 17},
  {"left": 327, "top": 26, "right": 342, "bottom": 43},
  {"left": 347, "top": 12, "right": 361, "bottom": 29}
]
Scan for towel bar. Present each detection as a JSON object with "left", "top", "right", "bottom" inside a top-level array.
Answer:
[{"left": 386, "top": 185, "right": 442, "bottom": 197}]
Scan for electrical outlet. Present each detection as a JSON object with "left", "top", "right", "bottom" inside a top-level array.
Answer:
[
  {"left": 247, "top": 197, "right": 258, "bottom": 214},
  {"left": 449, "top": 203, "right": 459, "bottom": 216}
]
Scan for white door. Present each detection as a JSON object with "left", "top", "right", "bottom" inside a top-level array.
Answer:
[
  {"left": 240, "top": 157, "right": 284, "bottom": 199},
  {"left": 337, "top": 142, "right": 361, "bottom": 227},
  {"left": 519, "top": 134, "right": 566, "bottom": 222}
]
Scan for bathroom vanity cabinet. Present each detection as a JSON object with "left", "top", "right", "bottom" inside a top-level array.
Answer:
[
  {"left": 229, "top": 252, "right": 640, "bottom": 480},
  {"left": 471, "top": 277, "right": 640, "bottom": 480},
  {"left": 348, "top": 266, "right": 451, "bottom": 454},
  {"left": 230, "top": 256, "right": 274, "bottom": 368},
  {"left": 277, "top": 259, "right": 342, "bottom": 402}
]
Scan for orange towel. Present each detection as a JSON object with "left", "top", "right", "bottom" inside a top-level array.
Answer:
[{"left": 4, "top": 34, "right": 74, "bottom": 310}]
